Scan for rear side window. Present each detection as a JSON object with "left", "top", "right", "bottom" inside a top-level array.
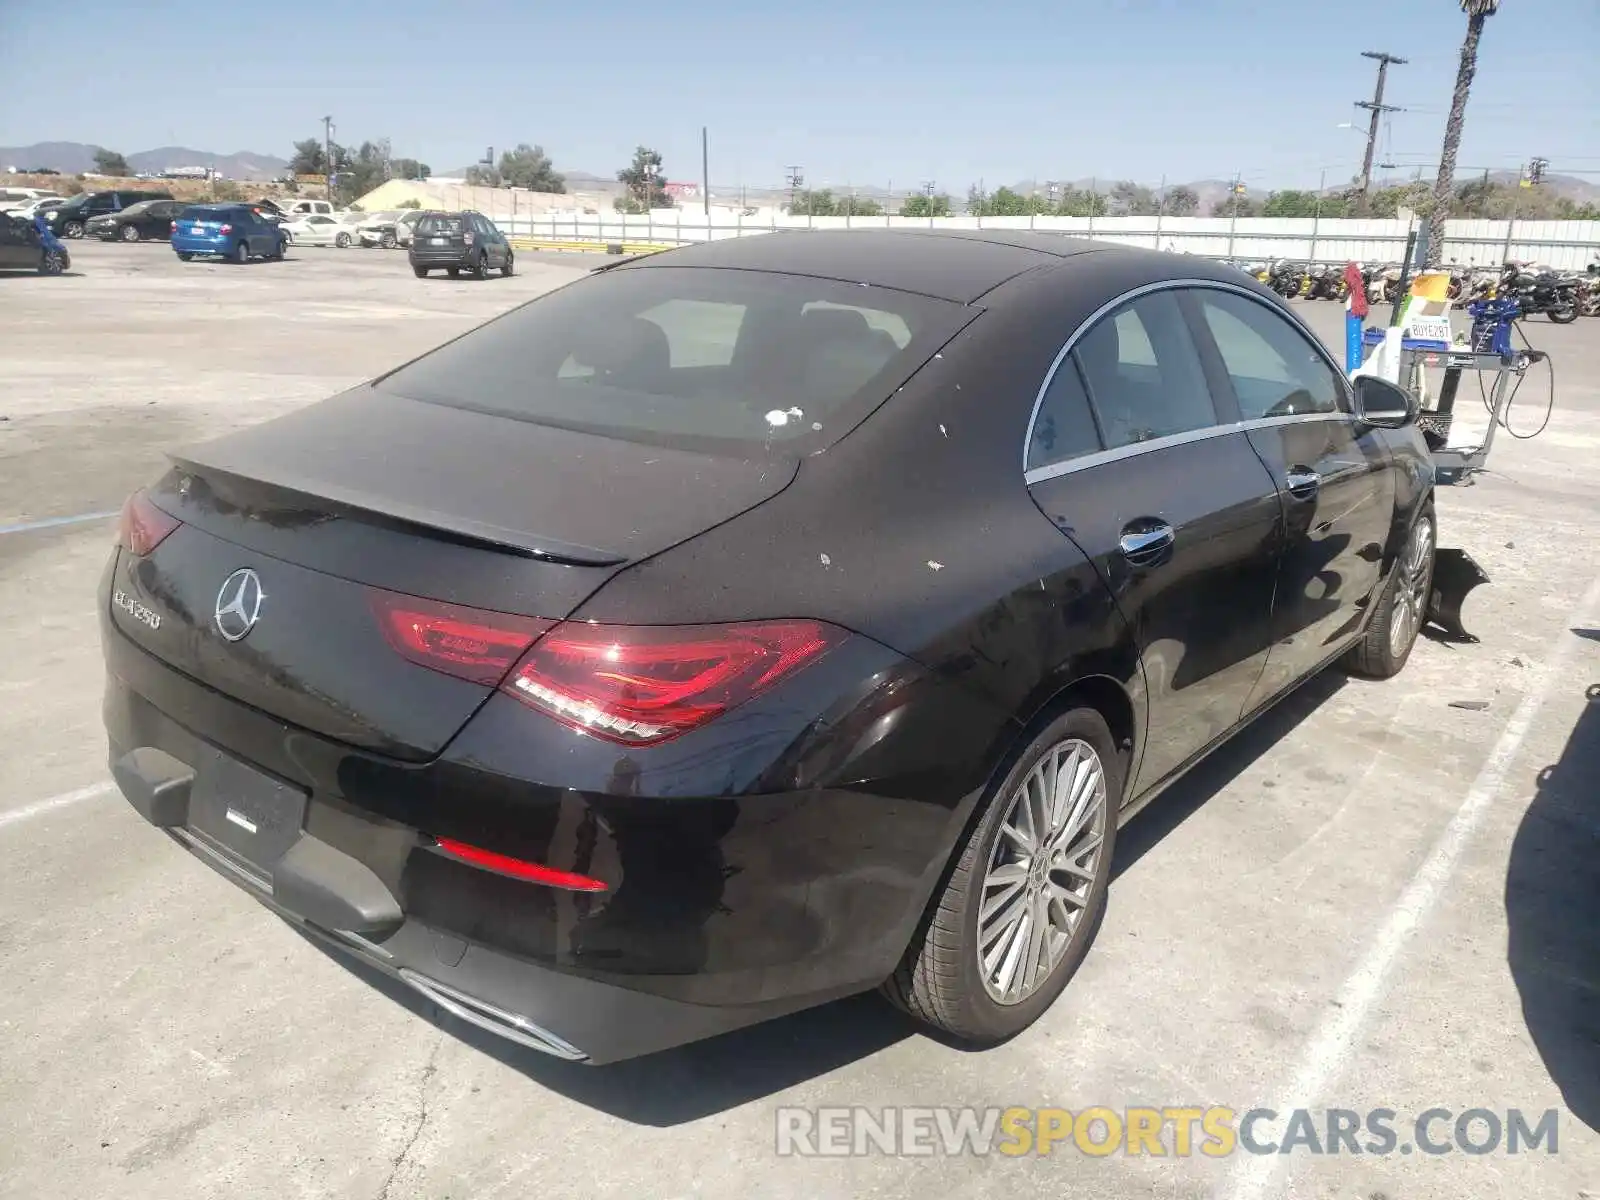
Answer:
[
  {"left": 1027, "top": 357, "right": 1103, "bottom": 471},
  {"left": 1193, "top": 290, "right": 1344, "bottom": 419},
  {"left": 1073, "top": 292, "right": 1217, "bottom": 448},
  {"left": 376, "top": 266, "right": 967, "bottom": 455}
]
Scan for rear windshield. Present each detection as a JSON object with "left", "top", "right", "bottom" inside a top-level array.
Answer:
[
  {"left": 374, "top": 265, "right": 969, "bottom": 454},
  {"left": 177, "top": 206, "right": 241, "bottom": 222},
  {"left": 417, "top": 214, "right": 465, "bottom": 235}
]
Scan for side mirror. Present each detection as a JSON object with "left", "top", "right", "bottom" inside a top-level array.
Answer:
[{"left": 1352, "top": 375, "right": 1417, "bottom": 429}]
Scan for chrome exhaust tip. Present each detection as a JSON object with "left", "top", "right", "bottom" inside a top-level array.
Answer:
[{"left": 398, "top": 969, "right": 588, "bottom": 1062}]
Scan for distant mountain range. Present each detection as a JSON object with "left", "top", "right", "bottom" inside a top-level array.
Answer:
[{"left": 0, "top": 142, "right": 288, "bottom": 181}]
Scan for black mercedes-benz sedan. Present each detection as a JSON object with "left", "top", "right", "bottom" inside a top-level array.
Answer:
[{"left": 101, "top": 231, "right": 1435, "bottom": 1063}]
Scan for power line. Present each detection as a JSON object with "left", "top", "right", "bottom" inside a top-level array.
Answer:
[{"left": 1355, "top": 50, "right": 1407, "bottom": 210}]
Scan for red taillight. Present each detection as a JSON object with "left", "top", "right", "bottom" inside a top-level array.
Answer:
[
  {"left": 219, "top": 223, "right": 232, "bottom": 234},
  {"left": 117, "top": 490, "right": 181, "bottom": 556},
  {"left": 370, "top": 589, "right": 552, "bottom": 686},
  {"left": 169, "top": 220, "right": 176, "bottom": 232},
  {"left": 502, "top": 619, "right": 845, "bottom": 746},
  {"left": 433, "top": 837, "right": 607, "bottom": 891}
]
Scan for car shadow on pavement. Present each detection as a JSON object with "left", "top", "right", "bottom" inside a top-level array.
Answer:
[
  {"left": 297, "top": 929, "right": 913, "bottom": 1124},
  {"left": 1112, "top": 668, "right": 1347, "bottom": 879},
  {"left": 1505, "top": 671, "right": 1600, "bottom": 1133}
]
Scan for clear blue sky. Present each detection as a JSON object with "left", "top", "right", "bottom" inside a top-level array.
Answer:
[{"left": 2, "top": 0, "right": 1595, "bottom": 193}]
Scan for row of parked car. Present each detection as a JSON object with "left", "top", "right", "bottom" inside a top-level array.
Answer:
[
  {"left": 1, "top": 188, "right": 516, "bottom": 278},
  {"left": 0, "top": 186, "right": 433, "bottom": 250}
]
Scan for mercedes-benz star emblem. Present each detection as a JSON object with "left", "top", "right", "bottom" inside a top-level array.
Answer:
[{"left": 214, "top": 569, "right": 264, "bottom": 642}]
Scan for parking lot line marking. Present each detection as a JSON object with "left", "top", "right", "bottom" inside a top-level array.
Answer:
[
  {"left": 0, "top": 781, "right": 116, "bottom": 831},
  {"left": 0, "top": 510, "right": 119, "bottom": 536},
  {"left": 1225, "top": 572, "right": 1600, "bottom": 1200}
]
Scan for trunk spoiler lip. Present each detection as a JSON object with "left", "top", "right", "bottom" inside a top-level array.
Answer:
[{"left": 166, "top": 453, "right": 629, "bottom": 568}]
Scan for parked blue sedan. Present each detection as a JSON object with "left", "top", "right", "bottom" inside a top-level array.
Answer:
[{"left": 171, "top": 204, "right": 286, "bottom": 264}]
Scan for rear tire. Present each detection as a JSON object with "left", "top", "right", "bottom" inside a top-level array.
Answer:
[
  {"left": 883, "top": 706, "right": 1120, "bottom": 1044},
  {"left": 233, "top": 240, "right": 249, "bottom": 265},
  {"left": 1344, "top": 503, "right": 1436, "bottom": 679},
  {"left": 39, "top": 248, "right": 66, "bottom": 276},
  {"left": 381, "top": 231, "right": 397, "bottom": 250},
  {"left": 335, "top": 232, "right": 351, "bottom": 249},
  {"left": 1548, "top": 302, "right": 1578, "bottom": 325},
  {"left": 176, "top": 252, "right": 194, "bottom": 262},
  {"left": 120, "top": 224, "right": 140, "bottom": 243},
  {"left": 472, "top": 252, "right": 489, "bottom": 280},
  {"left": 412, "top": 265, "right": 429, "bottom": 278},
  {"left": 446, "top": 266, "right": 460, "bottom": 278},
  {"left": 501, "top": 250, "right": 514, "bottom": 277},
  {"left": 63, "top": 220, "right": 84, "bottom": 239}
]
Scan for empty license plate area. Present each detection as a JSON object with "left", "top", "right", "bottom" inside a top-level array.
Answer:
[{"left": 186, "top": 749, "right": 309, "bottom": 874}]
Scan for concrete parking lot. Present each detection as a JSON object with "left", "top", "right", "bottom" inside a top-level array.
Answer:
[{"left": 2, "top": 238, "right": 1597, "bottom": 1200}]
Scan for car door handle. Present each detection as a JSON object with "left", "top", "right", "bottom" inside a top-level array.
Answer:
[
  {"left": 1119, "top": 520, "right": 1175, "bottom": 566},
  {"left": 1286, "top": 467, "right": 1321, "bottom": 499}
]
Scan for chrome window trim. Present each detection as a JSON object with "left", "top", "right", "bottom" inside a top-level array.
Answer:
[
  {"left": 1021, "top": 278, "right": 1354, "bottom": 477},
  {"left": 1022, "top": 412, "right": 1356, "bottom": 486}
]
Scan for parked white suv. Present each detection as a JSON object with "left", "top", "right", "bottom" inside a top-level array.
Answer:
[{"left": 280, "top": 199, "right": 339, "bottom": 219}]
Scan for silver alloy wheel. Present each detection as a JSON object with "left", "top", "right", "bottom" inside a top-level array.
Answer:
[
  {"left": 978, "top": 737, "right": 1108, "bottom": 1005},
  {"left": 1388, "top": 516, "right": 1435, "bottom": 656}
]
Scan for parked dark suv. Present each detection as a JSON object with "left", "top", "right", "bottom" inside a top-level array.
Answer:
[
  {"left": 408, "top": 210, "right": 513, "bottom": 279},
  {"left": 43, "top": 189, "right": 174, "bottom": 239}
]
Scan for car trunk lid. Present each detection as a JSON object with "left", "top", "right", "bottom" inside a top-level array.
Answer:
[{"left": 108, "top": 388, "right": 797, "bottom": 760}]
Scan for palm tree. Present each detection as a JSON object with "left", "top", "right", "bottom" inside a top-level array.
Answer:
[{"left": 1427, "top": 0, "right": 1501, "bottom": 265}]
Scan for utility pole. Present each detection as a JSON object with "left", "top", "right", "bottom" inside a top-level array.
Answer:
[
  {"left": 1527, "top": 156, "right": 1549, "bottom": 186},
  {"left": 322, "top": 115, "right": 334, "bottom": 201},
  {"left": 1226, "top": 171, "right": 1243, "bottom": 259},
  {"left": 701, "top": 126, "right": 710, "bottom": 218},
  {"left": 1355, "top": 51, "right": 1407, "bottom": 211},
  {"left": 784, "top": 165, "right": 803, "bottom": 214}
]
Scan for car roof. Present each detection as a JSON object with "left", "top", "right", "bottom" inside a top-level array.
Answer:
[{"left": 624, "top": 228, "right": 1120, "bottom": 304}]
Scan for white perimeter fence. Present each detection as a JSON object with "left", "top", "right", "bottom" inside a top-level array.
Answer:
[{"left": 498, "top": 211, "right": 1600, "bottom": 271}]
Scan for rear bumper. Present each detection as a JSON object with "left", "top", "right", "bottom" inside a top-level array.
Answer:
[
  {"left": 99, "top": 593, "right": 1009, "bottom": 1061},
  {"left": 171, "top": 235, "right": 235, "bottom": 256},
  {"left": 110, "top": 736, "right": 777, "bottom": 1063},
  {"left": 408, "top": 249, "right": 473, "bottom": 267}
]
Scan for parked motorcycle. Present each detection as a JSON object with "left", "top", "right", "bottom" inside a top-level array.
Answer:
[
  {"left": 1364, "top": 264, "right": 1402, "bottom": 306},
  {"left": 1578, "top": 264, "right": 1600, "bottom": 317},
  {"left": 1307, "top": 264, "right": 1349, "bottom": 301},
  {"left": 1499, "top": 262, "right": 1580, "bottom": 324},
  {"left": 1266, "top": 260, "right": 1304, "bottom": 299}
]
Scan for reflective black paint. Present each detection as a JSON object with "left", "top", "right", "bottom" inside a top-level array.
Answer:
[{"left": 100, "top": 232, "right": 1434, "bottom": 1061}]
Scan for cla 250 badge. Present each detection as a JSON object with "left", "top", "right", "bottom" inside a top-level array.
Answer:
[{"left": 113, "top": 590, "right": 161, "bottom": 631}]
